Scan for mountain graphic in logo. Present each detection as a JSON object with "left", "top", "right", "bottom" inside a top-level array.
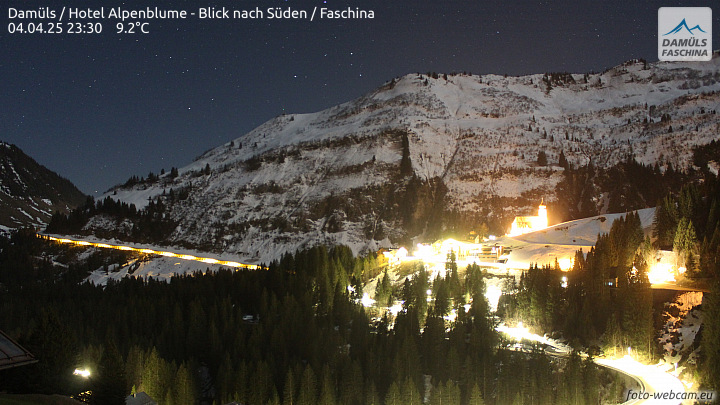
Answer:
[{"left": 663, "top": 18, "right": 707, "bottom": 35}]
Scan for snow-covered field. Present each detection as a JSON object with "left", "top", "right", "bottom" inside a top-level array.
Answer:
[
  {"left": 86, "top": 256, "right": 232, "bottom": 286},
  {"left": 510, "top": 208, "right": 655, "bottom": 246}
]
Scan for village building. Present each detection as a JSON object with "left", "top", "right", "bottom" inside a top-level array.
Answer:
[{"left": 508, "top": 200, "right": 548, "bottom": 236}]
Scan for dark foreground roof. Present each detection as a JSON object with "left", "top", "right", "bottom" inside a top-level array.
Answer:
[{"left": 0, "top": 329, "right": 37, "bottom": 370}]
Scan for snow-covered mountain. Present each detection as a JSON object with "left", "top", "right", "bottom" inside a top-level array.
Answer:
[
  {"left": 100, "top": 54, "right": 720, "bottom": 264},
  {"left": 0, "top": 141, "right": 86, "bottom": 232}
]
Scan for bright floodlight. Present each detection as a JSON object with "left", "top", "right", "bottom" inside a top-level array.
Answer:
[
  {"left": 557, "top": 257, "right": 573, "bottom": 271},
  {"left": 484, "top": 284, "right": 502, "bottom": 312},
  {"left": 74, "top": 368, "right": 91, "bottom": 378},
  {"left": 647, "top": 263, "right": 676, "bottom": 284}
]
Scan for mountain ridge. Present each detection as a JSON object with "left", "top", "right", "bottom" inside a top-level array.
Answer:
[
  {"left": 0, "top": 141, "right": 87, "bottom": 232},
  {"left": 83, "top": 54, "right": 720, "bottom": 263}
]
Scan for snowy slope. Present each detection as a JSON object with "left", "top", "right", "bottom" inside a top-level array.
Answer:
[
  {"left": 86, "top": 257, "right": 231, "bottom": 285},
  {"left": 98, "top": 54, "right": 720, "bottom": 264},
  {"left": 1, "top": 141, "right": 86, "bottom": 229},
  {"left": 658, "top": 292, "right": 704, "bottom": 368},
  {"left": 511, "top": 208, "right": 656, "bottom": 246}
]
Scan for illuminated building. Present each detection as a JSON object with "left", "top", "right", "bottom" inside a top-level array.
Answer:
[{"left": 508, "top": 200, "right": 548, "bottom": 236}]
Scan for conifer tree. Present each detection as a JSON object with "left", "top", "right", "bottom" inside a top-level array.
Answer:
[
  {"left": 443, "top": 380, "right": 461, "bottom": 405},
  {"left": 140, "top": 348, "right": 165, "bottom": 401},
  {"left": 384, "top": 381, "right": 402, "bottom": 405},
  {"left": 297, "top": 365, "right": 317, "bottom": 405},
  {"left": 429, "top": 381, "right": 444, "bottom": 405},
  {"left": 401, "top": 376, "right": 422, "bottom": 405},
  {"left": 537, "top": 150, "right": 548, "bottom": 166},
  {"left": 674, "top": 217, "right": 699, "bottom": 271},
  {"left": 282, "top": 368, "right": 296, "bottom": 405},
  {"left": 365, "top": 380, "right": 380, "bottom": 405},
  {"left": 172, "top": 362, "right": 196, "bottom": 405},
  {"left": 318, "top": 366, "right": 336, "bottom": 405},
  {"left": 559, "top": 150, "right": 569, "bottom": 169},
  {"left": 467, "top": 383, "right": 485, "bottom": 405},
  {"left": 92, "top": 340, "right": 127, "bottom": 405}
]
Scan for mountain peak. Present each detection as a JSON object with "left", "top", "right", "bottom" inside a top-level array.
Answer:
[{"left": 99, "top": 57, "right": 720, "bottom": 263}]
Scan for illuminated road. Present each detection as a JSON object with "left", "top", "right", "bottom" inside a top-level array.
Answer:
[
  {"left": 596, "top": 356, "right": 686, "bottom": 405},
  {"left": 40, "top": 234, "right": 260, "bottom": 270},
  {"left": 498, "top": 324, "right": 688, "bottom": 405},
  {"left": 650, "top": 283, "right": 710, "bottom": 293}
]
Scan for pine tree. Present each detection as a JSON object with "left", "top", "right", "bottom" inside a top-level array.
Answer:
[
  {"left": 432, "top": 275, "right": 450, "bottom": 316},
  {"left": 297, "top": 365, "right": 317, "bottom": 405},
  {"left": 124, "top": 345, "right": 144, "bottom": 394},
  {"left": 559, "top": 150, "right": 568, "bottom": 169},
  {"left": 467, "top": 383, "right": 485, "bottom": 405},
  {"left": 172, "top": 362, "right": 196, "bottom": 405},
  {"left": 282, "top": 368, "right": 296, "bottom": 405},
  {"left": 674, "top": 217, "right": 699, "bottom": 272},
  {"left": 364, "top": 380, "right": 380, "bottom": 405},
  {"left": 563, "top": 351, "right": 583, "bottom": 405},
  {"left": 582, "top": 356, "right": 599, "bottom": 405},
  {"left": 318, "top": 366, "right": 336, "bottom": 405},
  {"left": 92, "top": 340, "right": 127, "bottom": 405},
  {"left": 22, "top": 309, "right": 80, "bottom": 394},
  {"left": 443, "top": 380, "right": 461, "bottom": 405},
  {"left": 384, "top": 381, "right": 402, "bottom": 405},
  {"left": 653, "top": 195, "right": 678, "bottom": 249},
  {"left": 537, "top": 150, "right": 548, "bottom": 166},
  {"left": 375, "top": 270, "right": 392, "bottom": 306},
  {"left": 140, "top": 348, "right": 164, "bottom": 401},
  {"left": 267, "top": 388, "right": 281, "bottom": 405},
  {"left": 401, "top": 376, "right": 422, "bottom": 405}
]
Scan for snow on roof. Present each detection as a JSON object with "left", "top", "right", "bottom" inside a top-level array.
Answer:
[{"left": 0, "top": 329, "right": 36, "bottom": 371}]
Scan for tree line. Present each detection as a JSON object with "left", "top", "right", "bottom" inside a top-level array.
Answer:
[
  {"left": 46, "top": 195, "right": 176, "bottom": 243},
  {"left": 0, "top": 235, "right": 629, "bottom": 405},
  {"left": 504, "top": 211, "right": 654, "bottom": 360}
]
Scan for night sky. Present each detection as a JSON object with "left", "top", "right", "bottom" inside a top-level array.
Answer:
[{"left": 2, "top": 0, "right": 718, "bottom": 195}]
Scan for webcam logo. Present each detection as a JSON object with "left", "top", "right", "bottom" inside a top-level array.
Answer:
[
  {"left": 663, "top": 18, "right": 707, "bottom": 36},
  {"left": 658, "top": 8, "right": 712, "bottom": 61}
]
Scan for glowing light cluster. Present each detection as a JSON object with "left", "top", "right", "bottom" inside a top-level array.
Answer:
[
  {"left": 508, "top": 202, "right": 548, "bottom": 237},
  {"left": 557, "top": 257, "right": 574, "bottom": 271},
  {"left": 484, "top": 284, "right": 502, "bottom": 312},
  {"left": 444, "top": 308, "right": 458, "bottom": 323},
  {"left": 413, "top": 243, "right": 434, "bottom": 260},
  {"left": 43, "top": 235, "right": 260, "bottom": 270},
  {"left": 382, "top": 247, "right": 408, "bottom": 266},
  {"left": 500, "top": 323, "right": 687, "bottom": 403},
  {"left": 648, "top": 263, "right": 676, "bottom": 284},
  {"left": 496, "top": 322, "right": 571, "bottom": 353},
  {"left": 73, "top": 368, "right": 91, "bottom": 378},
  {"left": 388, "top": 303, "right": 403, "bottom": 316}
]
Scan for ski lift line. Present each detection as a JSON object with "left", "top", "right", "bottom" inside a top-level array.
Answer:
[{"left": 39, "top": 234, "right": 260, "bottom": 270}]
